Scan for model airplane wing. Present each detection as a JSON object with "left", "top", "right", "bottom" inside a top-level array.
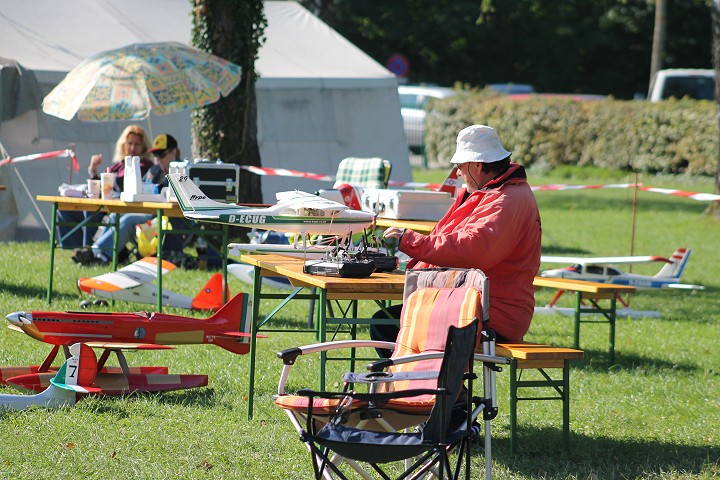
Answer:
[
  {"left": 78, "top": 257, "right": 176, "bottom": 292},
  {"left": 540, "top": 254, "right": 671, "bottom": 265},
  {"left": 275, "top": 190, "right": 350, "bottom": 212}
]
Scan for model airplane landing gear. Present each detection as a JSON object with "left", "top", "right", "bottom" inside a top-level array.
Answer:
[{"left": 80, "top": 299, "right": 109, "bottom": 308}]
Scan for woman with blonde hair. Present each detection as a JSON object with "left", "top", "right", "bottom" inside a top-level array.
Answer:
[{"left": 58, "top": 125, "right": 153, "bottom": 253}]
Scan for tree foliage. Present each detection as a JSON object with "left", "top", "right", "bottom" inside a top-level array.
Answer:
[
  {"left": 302, "top": 0, "right": 711, "bottom": 99},
  {"left": 190, "top": 0, "right": 267, "bottom": 203}
]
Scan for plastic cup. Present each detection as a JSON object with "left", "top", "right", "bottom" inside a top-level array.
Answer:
[
  {"left": 100, "top": 172, "right": 116, "bottom": 200},
  {"left": 87, "top": 179, "right": 101, "bottom": 198}
]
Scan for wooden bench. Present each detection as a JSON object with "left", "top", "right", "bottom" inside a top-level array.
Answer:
[
  {"left": 496, "top": 341, "right": 584, "bottom": 454},
  {"left": 533, "top": 277, "right": 636, "bottom": 363}
]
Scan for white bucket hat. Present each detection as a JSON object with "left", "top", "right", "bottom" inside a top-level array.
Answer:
[{"left": 450, "top": 125, "right": 512, "bottom": 164}]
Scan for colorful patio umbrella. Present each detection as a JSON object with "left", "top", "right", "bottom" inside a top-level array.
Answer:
[{"left": 42, "top": 42, "right": 242, "bottom": 122}]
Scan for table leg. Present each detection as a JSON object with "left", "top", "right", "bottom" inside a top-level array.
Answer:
[
  {"left": 156, "top": 208, "right": 164, "bottom": 312},
  {"left": 609, "top": 295, "right": 617, "bottom": 364},
  {"left": 46, "top": 202, "right": 58, "bottom": 304},
  {"left": 222, "top": 225, "right": 228, "bottom": 304},
  {"left": 573, "top": 292, "right": 582, "bottom": 349},
  {"left": 247, "top": 265, "right": 263, "bottom": 420},
  {"left": 319, "top": 288, "right": 328, "bottom": 391}
]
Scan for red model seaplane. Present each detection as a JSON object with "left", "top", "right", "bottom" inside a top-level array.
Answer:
[{"left": 2, "top": 292, "right": 253, "bottom": 395}]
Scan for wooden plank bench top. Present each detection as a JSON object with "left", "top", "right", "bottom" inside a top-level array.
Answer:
[
  {"left": 497, "top": 342, "right": 584, "bottom": 369},
  {"left": 533, "top": 276, "right": 636, "bottom": 295}
]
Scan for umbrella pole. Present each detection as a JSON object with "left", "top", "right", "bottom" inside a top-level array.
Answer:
[{"left": 146, "top": 116, "right": 154, "bottom": 140}]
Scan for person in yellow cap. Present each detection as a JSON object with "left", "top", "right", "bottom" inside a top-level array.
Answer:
[{"left": 74, "top": 134, "right": 184, "bottom": 265}]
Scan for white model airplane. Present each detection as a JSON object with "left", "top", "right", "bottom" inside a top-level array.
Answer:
[
  {"left": 167, "top": 173, "right": 375, "bottom": 236},
  {"left": 539, "top": 247, "right": 704, "bottom": 290},
  {"left": 77, "top": 257, "right": 228, "bottom": 310}
]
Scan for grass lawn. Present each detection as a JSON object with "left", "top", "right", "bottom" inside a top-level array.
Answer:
[{"left": 0, "top": 166, "right": 718, "bottom": 479}]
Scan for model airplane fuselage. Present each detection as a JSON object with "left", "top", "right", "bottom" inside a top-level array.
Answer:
[
  {"left": 167, "top": 173, "right": 375, "bottom": 236},
  {"left": 540, "top": 248, "right": 703, "bottom": 290},
  {"left": 6, "top": 292, "right": 252, "bottom": 355}
]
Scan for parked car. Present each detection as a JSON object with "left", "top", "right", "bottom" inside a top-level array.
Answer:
[
  {"left": 398, "top": 85, "right": 457, "bottom": 153},
  {"left": 488, "top": 83, "right": 536, "bottom": 95},
  {"left": 647, "top": 68, "right": 714, "bottom": 102}
]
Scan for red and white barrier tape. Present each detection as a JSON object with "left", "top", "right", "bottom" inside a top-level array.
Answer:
[
  {"left": 239, "top": 165, "right": 720, "bottom": 202},
  {"left": 530, "top": 183, "right": 639, "bottom": 192},
  {"left": 637, "top": 186, "right": 720, "bottom": 202},
  {"left": 0, "top": 149, "right": 78, "bottom": 171},
  {"left": 239, "top": 165, "right": 333, "bottom": 182}
]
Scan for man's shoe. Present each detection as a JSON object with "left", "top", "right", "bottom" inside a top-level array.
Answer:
[{"left": 72, "top": 247, "right": 101, "bottom": 266}]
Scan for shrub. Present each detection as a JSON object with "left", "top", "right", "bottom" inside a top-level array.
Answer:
[{"left": 425, "top": 93, "right": 718, "bottom": 176}]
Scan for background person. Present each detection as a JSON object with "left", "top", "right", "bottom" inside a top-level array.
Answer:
[
  {"left": 74, "top": 134, "right": 185, "bottom": 266},
  {"left": 371, "top": 124, "right": 542, "bottom": 356},
  {"left": 58, "top": 125, "right": 152, "bottom": 254}
]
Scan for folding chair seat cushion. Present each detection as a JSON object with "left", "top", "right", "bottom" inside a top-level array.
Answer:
[
  {"left": 381, "top": 286, "right": 482, "bottom": 414},
  {"left": 274, "top": 394, "right": 366, "bottom": 414},
  {"left": 333, "top": 157, "right": 392, "bottom": 189}
]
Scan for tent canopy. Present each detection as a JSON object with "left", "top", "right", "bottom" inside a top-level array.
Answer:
[{"left": 0, "top": 1, "right": 410, "bottom": 240}]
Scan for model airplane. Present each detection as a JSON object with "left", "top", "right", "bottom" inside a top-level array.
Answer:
[
  {"left": 77, "top": 256, "right": 228, "bottom": 310},
  {"left": 167, "top": 173, "right": 376, "bottom": 236},
  {"left": 2, "top": 292, "right": 252, "bottom": 395},
  {"left": 540, "top": 248, "right": 703, "bottom": 290}
]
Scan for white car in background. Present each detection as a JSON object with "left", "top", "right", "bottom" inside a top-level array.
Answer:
[{"left": 398, "top": 85, "right": 457, "bottom": 153}]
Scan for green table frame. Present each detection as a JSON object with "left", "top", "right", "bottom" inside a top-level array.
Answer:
[{"left": 39, "top": 195, "right": 228, "bottom": 312}]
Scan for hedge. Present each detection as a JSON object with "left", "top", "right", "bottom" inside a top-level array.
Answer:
[{"left": 424, "top": 93, "right": 718, "bottom": 176}]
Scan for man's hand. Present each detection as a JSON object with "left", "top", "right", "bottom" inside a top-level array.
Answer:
[{"left": 383, "top": 227, "right": 406, "bottom": 241}]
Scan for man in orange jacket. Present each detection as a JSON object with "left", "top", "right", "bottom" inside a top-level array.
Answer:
[{"left": 372, "top": 125, "right": 541, "bottom": 354}]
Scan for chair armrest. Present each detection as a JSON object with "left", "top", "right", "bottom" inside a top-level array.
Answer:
[{"left": 277, "top": 340, "right": 396, "bottom": 365}]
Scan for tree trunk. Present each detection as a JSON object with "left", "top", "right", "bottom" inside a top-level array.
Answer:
[
  {"left": 190, "top": 0, "right": 266, "bottom": 205},
  {"left": 650, "top": 0, "right": 667, "bottom": 86},
  {"left": 710, "top": 0, "right": 720, "bottom": 217}
]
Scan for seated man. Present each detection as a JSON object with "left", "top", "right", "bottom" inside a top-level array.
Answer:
[{"left": 372, "top": 125, "right": 542, "bottom": 356}]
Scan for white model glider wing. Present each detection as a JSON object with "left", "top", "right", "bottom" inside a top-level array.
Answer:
[{"left": 540, "top": 255, "right": 670, "bottom": 265}]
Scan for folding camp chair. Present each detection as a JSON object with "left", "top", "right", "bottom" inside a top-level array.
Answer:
[
  {"left": 275, "top": 279, "right": 508, "bottom": 479},
  {"left": 333, "top": 157, "right": 392, "bottom": 190}
]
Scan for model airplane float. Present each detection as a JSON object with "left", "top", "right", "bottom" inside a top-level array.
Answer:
[
  {"left": 77, "top": 256, "right": 227, "bottom": 310},
  {"left": 1, "top": 292, "right": 253, "bottom": 396},
  {"left": 167, "top": 173, "right": 375, "bottom": 236},
  {"left": 536, "top": 248, "right": 702, "bottom": 317}
]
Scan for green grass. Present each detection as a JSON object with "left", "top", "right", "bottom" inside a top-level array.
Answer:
[{"left": 0, "top": 166, "right": 718, "bottom": 479}]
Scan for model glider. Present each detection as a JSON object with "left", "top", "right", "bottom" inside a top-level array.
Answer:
[
  {"left": 167, "top": 173, "right": 375, "bottom": 236},
  {"left": 2, "top": 292, "right": 253, "bottom": 395},
  {"left": 77, "top": 256, "right": 228, "bottom": 310},
  {"left": 539, "top": 248, "right": 703, "bottom": 290}
]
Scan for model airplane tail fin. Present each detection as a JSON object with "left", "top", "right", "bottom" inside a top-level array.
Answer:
[
  {"left": 654, "top": 248, "right": 690, "bottom": 279},
  {"left": 206, "top": 292, "right": 252, "bottom": 355},
  {"left": 167, "top": 173, "right": 243, "bottom": 213},
  {"left": 436, "top": 166, "right": 461, "bottom": 196},
  {"left": 191, "top": 274, "right": 230, "bottom": 311},
  {"left": 50, "top": 343, "right": 102, "bottom": 394}
]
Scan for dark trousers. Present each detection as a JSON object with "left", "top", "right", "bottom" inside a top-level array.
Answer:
[{"left": 369, "top": 303, "right": 404, "bottom": 358}]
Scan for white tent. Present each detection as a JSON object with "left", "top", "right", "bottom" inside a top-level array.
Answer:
[{"left": 0, "top": 0, "right": 409, "bottom": 240}]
